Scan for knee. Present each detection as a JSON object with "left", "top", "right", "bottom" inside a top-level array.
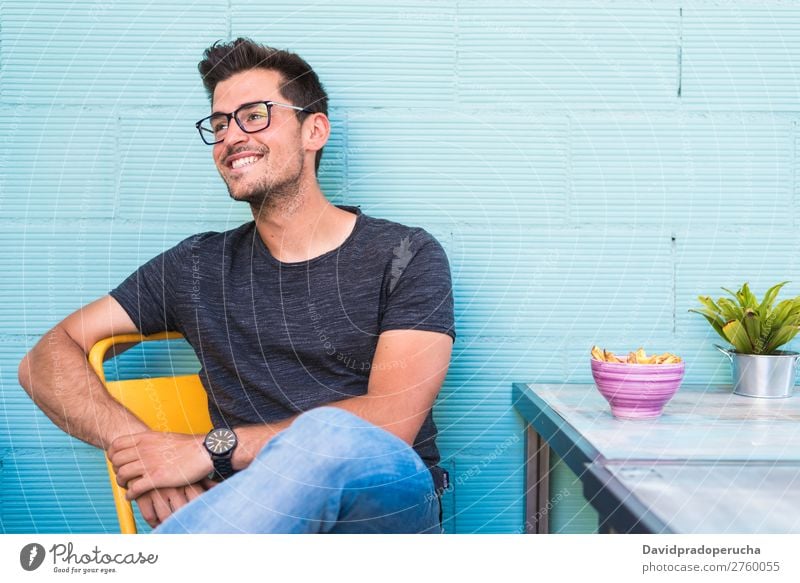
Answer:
[
  {"left": 251, "top": 406, "right": 431, "bottom": 492},
  {"left": 282, "top": 406, "right": 412, "bottom": 463}
]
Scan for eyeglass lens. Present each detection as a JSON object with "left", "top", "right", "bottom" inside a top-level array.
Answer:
[{"left": 201, "top": 103, "right": 270, "bottom": 142}]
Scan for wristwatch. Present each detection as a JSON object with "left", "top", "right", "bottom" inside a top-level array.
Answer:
[{"left": 204, "top": 427, "right": 238, "bottom": 481}]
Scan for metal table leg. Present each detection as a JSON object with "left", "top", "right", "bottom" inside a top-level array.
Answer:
[{"left": 524, "top": 424, "right": 551, "bottom": 534}]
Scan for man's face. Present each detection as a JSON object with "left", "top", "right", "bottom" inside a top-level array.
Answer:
[{"left": 211, "top": 68, "right": 307, "bottom": 210}]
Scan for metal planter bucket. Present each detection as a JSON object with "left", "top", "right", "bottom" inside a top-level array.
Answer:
[{"left": 714, "top": 344, "right": 800, "bottom": 398}]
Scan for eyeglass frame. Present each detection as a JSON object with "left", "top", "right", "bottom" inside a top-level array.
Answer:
[{"left": 195, "top": 100, "right": 315, "bottom": 145}]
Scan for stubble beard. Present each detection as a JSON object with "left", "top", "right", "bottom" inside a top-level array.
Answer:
[{"left": 225, "top": 153, "right": 305, "bottom": 219}]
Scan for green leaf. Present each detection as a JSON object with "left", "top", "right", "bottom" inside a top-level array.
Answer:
[
  {"left": 760, "top": 314, "right": 774, "bottom": 351},
  {"left": 722, "top": 320, "right": 752, "bottom": 353},
  {"left": 765, "top": 325, "right": 800, "bottom": 353},
  {"left": 770, "top": 299, "right": 795, "bottom": 329},
  {"left": 697, "top": 295, "right": 722, "bottom": 316},
  {"left": 741, "top": 282, "right": 759, "bottom": 309},
  {"left": 785, "top": 299, "right": 800, "bottom": 323},
  {"left": 688, "top": 310, "right": 727, "bottom": 339},
  {"left": 758, "top": 281, "right": 789, "bottom": 315},
  {"left": 717, "top": 298, "right": 743, "bottom": 322},
  {"left": 689, "top": 306, "right": 724, "bottom": 323},
  {"left": 743, "top": 309, "right": 763, "bottom": 353},
  {"left": 721, "top": 286, "right": 741, "bottom": 303}
]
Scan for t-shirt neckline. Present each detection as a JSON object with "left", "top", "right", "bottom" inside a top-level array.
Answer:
[{"left": 253, "top": 204, "right": 364, "bottom": 268}]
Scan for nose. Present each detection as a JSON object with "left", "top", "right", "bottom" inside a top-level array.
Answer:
[
  {"left": 216, "top": 119, "right": 249, "bottom": 163},
  {"left": 223, "top": 118, "right": 249, "bottom": 146}
]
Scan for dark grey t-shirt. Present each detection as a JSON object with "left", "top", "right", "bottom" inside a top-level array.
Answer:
[{"left": 109, "top": 205, "right": 455, "bottom": 469}]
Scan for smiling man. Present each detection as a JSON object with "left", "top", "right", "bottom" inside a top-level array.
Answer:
[{"left": 18, "top": 38, "right": 455, "bottom": 533}]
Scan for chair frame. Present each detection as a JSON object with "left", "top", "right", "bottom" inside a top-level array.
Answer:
[{"left": 88, "top": 332, "right": 211, "bottom": 533}]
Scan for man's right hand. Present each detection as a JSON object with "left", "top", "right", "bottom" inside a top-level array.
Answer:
[{"left": 135, "top": 481, "right": 215, "bottom": 529}]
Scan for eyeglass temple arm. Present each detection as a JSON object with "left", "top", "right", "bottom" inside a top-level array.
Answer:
[{"left": 279, "top": 103, "right": 315, "bottom": 114}]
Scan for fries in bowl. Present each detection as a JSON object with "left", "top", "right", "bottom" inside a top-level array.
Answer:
[{"left": 591, "top": 346, "right": 681, "bottom": 365}]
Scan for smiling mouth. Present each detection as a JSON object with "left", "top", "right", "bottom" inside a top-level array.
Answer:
[{"left": 228, "top": 154, "right": 264, "bottom": 170}]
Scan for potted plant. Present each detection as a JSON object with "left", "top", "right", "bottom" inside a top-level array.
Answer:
[{"left": 690, "top": 281, "right": 800, "bottom": 398}]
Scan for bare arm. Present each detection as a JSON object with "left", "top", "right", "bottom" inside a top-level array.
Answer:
[
  {"left": 109, "top": 328, "right": 452, "bottom": 499},
  {"left": 20, "top": 295, "right": 218, "bottom": 526},
  {"left": 232, "top": 329, "right": 452, "bottom": 469},
  {"left": 17, "top": 295, "right": 149, "bottom": 450}
]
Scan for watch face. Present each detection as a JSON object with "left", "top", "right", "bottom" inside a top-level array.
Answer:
[{"left": 205, "top": 428, "right": 237, "bottom": 455}]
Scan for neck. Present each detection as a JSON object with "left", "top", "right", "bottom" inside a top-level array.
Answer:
[{"left": 252, "top": 186, "right": 357, "bottom": 263}]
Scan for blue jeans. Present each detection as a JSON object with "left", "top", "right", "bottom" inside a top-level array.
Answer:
[{"left": 155, "top": 407, "right": 441, "bottom": 533}]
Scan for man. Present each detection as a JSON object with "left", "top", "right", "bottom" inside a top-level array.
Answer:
[{"left": 18, "top": 38, "right": 455, "bottom": 534}]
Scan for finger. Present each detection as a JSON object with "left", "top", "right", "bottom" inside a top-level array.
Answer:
[
  {"left": 115, "top": 460, "right": 146, "bottom": 490},
  {"left": 125, "top": 475, "right": 156, "bottom": 501},
  {"left": 108, "top": 447, "right": 142, "bottom": 474},
  {"left": 136, "top": 494, "right": 159, "bottom": 529},
  {"left": 108, "top": 434, "right": 139, "bottom": 456},
  {"left": 151, "top": 490, "right": 173, "bottom": 525},
  {"left": 184, "top": 483, "right": 205, "bottom": 502},
  {"left": 168, "top": 490, "right": 190, "bottom": 514}
]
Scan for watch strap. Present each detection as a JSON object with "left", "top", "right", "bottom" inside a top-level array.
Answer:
[{"left": 208, "top": 455, "right": 235, "bottom": 481}]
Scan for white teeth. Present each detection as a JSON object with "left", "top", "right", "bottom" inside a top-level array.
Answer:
[{"left": 230, "top": 155, "right": 260, "bottom": 169}]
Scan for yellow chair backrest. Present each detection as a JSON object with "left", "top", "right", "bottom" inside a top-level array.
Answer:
[{"left": 88, "top": 332, "right": 211, "bottom": 534}]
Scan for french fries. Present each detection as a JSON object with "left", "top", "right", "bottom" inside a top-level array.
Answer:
[{"left": 590, "top": 345, "right": 681, "bottom": 364}]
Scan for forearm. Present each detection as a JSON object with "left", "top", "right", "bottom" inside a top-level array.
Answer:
[
  {"left": 325, "top": 393, "right": 427, "bottom": 446},
  {"left": 18, "top": 325, "right": 148, "bottom": 449}
]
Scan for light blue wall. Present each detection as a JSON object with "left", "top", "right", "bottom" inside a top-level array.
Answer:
[{"left": 2, "top": 0, "right": 799, "bottom": 534}]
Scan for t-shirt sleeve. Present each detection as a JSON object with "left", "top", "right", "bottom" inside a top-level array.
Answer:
[
  {"left": 379, "top": 230, "right": 456, "bottom": 341},
  {"left": 108, "top": 236, "right": 196, "bottom": 336}
]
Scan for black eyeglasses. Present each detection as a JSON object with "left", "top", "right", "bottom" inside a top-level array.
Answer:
[{"left": 195, "top": 100, "right": 314, "bottom": 145}]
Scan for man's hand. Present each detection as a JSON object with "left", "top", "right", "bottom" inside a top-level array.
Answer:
[
  {"left": 135, "top": 481, "right": 215, "bottom": 529},
  {"left": 107, "top": 431, "right": 212, "bottom": 500}
]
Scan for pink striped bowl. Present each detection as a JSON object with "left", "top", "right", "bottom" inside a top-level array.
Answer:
[{"left": 590, "top": 357, "right": 685, "bottom": 420}]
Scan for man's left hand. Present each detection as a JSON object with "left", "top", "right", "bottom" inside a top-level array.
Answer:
[{"left": 107, "top": 431, "right": 212, "bottom": 500}]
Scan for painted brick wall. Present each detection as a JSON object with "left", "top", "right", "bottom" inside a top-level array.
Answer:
[{"left": 2, "top": 0, "right": 798, "bottom": 534}]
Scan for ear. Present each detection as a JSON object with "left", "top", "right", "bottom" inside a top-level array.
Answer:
[{"left": 302, "top": 112, "right": 330, "bottom": 155}]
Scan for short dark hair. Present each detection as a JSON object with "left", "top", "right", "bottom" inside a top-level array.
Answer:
[{"left": 198, "top": 37, "right": 329, "bottom": 173}]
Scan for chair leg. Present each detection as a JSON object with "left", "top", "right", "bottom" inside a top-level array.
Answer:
[{"left": 106, "top": 458, "right": 137, "bottom": 534}]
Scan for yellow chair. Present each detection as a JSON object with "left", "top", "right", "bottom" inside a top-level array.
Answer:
[{"left": 88, "top": 332, "right": 212, "bottom": 534}]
